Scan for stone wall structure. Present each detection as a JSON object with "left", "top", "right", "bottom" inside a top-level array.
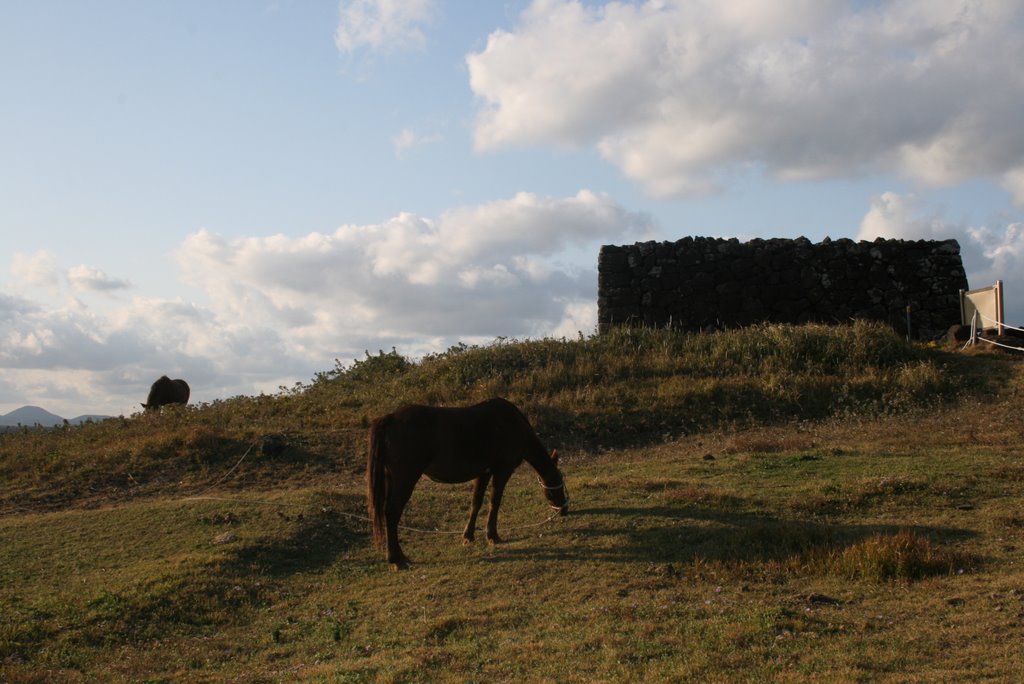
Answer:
[{"left": 598, "top": 236, "right": 969, "bottom": 340}]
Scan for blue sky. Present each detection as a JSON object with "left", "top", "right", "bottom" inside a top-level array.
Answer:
[{"left": 3, "top": 0, "right": 1024, "bottom": 418}]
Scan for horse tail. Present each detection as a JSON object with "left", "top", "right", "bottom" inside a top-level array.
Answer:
[{"left": 366, "top": 416, "right": 389, "bottom": 548}]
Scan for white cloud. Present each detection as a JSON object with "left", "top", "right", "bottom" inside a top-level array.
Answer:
[
  {"left": 0, "top": 292, "right": 40, "bottom": 319},
  {"left": 1002, "top": 167, "right": 1024, "bottom": 208},
  {"left": 550, "top": 300, "right": 598, "bottom": 339},
  {"left": 393, "top": 128, "right": 442, "bottom": 158},
  {"left": 458, "top": 264, "right": 519, "bottom": 289},
  {"left": 856, "top": 192, "right": 950, "bottom": 243},
  {"left": 468, "top": 0, "right": 1024, "bottom": 197},
  {"left": 966, "top": 223, "right": 1024, "bottom": 294},
  {"left": 0, "top": 190, "right": 646, "bottom": 416},
  {"left": 176, "top": 190, "right": 650, "bottom": 348},
  {"left": 335, "top": 0, "right": 436, "bottom": 54},
  {"left": 0, "top": 288, "right": 296, "bottom": 417},
  {"left": 11, "top": 251, "right": 59, "bottom": 290},
  {"left": 858, "top": 191, "right": 1024, "bottom": 326},
  {"left": 67, "top": 265, "right": 131, "bottom": 293}
]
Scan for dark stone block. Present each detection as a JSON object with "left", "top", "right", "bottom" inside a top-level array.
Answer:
[{"left": 598, "top": 236, "right": 966, "bottom": 340}]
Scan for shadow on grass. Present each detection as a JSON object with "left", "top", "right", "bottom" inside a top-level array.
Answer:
[
  {"left": 487, "top": 502, "right": 978, "bottom": 568},
  {"left": 527, "top": 345, "right": 1002, "bottom": 456},
  {"left": 0, "top": 497, "right": 372, "bottom": 669},
  {"left": 221, "top": 492, "right": 368, "bottom": 578}
]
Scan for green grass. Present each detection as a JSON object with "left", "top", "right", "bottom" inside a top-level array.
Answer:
[
  {"left": 2, "top": 322, "right": 1023, "bottom": 681},
  {"left": 0, "top": 322, "right": 976, "bottom": 513}
]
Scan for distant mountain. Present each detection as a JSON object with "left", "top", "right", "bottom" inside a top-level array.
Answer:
[
  {"left": 68, "top": 414, "right": 111, "bottom": 425},
  {"left": 0, "top": 406, "right": 112, "bottom": 428},
  {"left": 1, "top": 406, "right": 64, "bottom": 427}
]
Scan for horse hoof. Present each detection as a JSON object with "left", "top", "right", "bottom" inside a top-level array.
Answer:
[
  {"left": 462, "top": 537, "right": 474, "bottom": 546},
  {"left": 487, "top": 536, "right": 503, "bottom": 546}
]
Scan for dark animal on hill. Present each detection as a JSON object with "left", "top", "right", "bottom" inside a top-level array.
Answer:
[
  {"left": 366, "top": 397, "right": 569, "bottom": 570},
  {"left": 142, "top": 376, "right": 190, "bottom": 411}
]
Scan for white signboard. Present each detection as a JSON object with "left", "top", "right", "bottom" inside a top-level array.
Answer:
[{"left": 960, "top": 281, "right": 1004, "bottom": 332}]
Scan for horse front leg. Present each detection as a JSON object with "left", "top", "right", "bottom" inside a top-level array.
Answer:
[
  {"left": 463, "top": 473, "right": 491, "bottom": 545},
  {"left": 486, "top": 472, "right": 512, "bottom": 545}
]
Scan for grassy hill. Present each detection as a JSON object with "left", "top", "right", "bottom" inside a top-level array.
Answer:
[{"left": 3, "top": 322, "right": 1023, "bottom": 681}]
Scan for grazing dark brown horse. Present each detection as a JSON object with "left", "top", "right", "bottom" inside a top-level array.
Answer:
[
  {"left": 142, "top": 375, "right": 190, "bottom": 411},
  {"left": 366, "top": 397, "right": 569, "bottom": 570}
]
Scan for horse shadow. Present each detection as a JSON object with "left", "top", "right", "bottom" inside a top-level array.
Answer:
[
  {"left": 217, "top": 492, "right": 369, "bottom": 578},
  {"left": 486, "top": 501, "right": 978, "bottom": 567}
]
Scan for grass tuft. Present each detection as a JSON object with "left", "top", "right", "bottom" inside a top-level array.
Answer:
[{"left": 824, "top": 530, "right": 975, "bottom": 582}]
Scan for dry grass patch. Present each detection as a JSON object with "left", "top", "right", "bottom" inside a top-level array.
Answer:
[
  {"left": 794, "top": 475, "right": 931, "bottom": 516},
  {"left": 722, "top": 428, "right": 818, "bottom": 455},
  {"left": 823, "top": 530, "right": 976, "bottom": 582}
]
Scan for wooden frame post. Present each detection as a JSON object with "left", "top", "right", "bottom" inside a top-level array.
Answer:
[{"left": 996, "top": 280, "right": 1005, "bottom": 336}]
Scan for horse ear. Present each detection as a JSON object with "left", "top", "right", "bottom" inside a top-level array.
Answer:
[{"left": 551, "top": 449, "right": 559, "bottom": 465}]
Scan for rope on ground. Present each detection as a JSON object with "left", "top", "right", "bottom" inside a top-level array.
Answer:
[
  {"left": 181, "top": 444, "right": 563, "bottom": 536},
  {"left": 975, "top": 335, "right": 1024, "bottom": 353},
  {"left": 976, "top": 311, "right": 1024, "bottom": 335},
  {"left": 961, "top": 310, "right": 1024, "bottom": 352},
  {"left": 187, "top": 492, "right": 564, "bottom": 535},
  {"left": 3, "top": 425, "right": 560, "bottom": 535},
  {"left": 185, "top": 494, "right": 314, "bottom": 509},
  {"left": 186, "top": 442, "right": 256, "bottom": 499},
  {"left": 0, "top": 446, "right": 261, "bottom": 518},
  {"left": 381, "top": 503, "right": 564, "bottom": 535}
]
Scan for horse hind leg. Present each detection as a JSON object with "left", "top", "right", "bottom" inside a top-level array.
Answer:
[
  {"left": 486, "top": 472, "right": 512, "bottom": 545},
  {"left": 384, "top": 473, "right": 419, "bottom": 570},
  {"left": 463, "top": 473, "right": 491, "bottom": 545}
]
